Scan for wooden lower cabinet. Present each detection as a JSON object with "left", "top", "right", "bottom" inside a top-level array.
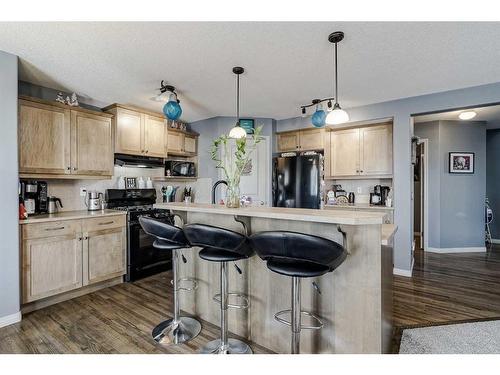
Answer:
[
  {"left": 85, "top": 227, "right": 126, "bottom": 285},
  {"left": 22, "top": 234, "right": 83, "bottom": 303},
  {"left": 21, "top": 215, "right": 126, "bottom": 305}
]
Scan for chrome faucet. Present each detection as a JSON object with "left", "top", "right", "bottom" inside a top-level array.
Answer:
[{"left": 212, "top": 180, "right": 228, "bottom": 204}]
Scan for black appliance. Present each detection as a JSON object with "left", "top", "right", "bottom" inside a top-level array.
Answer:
[
  {"left": 106, "top": 188, "right": 174, "bottom": 282},
  {"left": 273, "top": 154, "right": 321, "bottom": 209},
  {"left": 20, "top": 180, "right": 48, "bottom": 214},
  {"left": 371, "top": 185, "right": 391, "bottom": 206},
  {"left": 165, "top": 160, "right": 196, "bottom": 177},
  {"left": 114, "top": 153, "right": 164, "bottom": 168}
]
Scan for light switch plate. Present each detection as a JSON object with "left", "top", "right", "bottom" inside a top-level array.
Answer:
[{"left": 357, "top": 187, "right": 362, "bottom": 194}]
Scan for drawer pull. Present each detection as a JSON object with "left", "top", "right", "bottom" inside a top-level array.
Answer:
[
  {"left": 45, "top": 226, "right": 65, "bottom": 231},
  {"left": 98, "top": 221, "right": 114, "bottom": 225}
]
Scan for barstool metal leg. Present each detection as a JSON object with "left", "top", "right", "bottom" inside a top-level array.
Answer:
[
  {"left": 152, "top": 249, "right": 202, "bottom": 346},
  {"left": 291, "top": 277, "right": 301, "bottom": 354},
  {"left": 200, "top": 261, "right": 252, "bottom": 354}
]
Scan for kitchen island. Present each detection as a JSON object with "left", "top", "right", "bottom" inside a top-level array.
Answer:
[{"left": 154, "top": 202, "right": 395, "bottom": 354}]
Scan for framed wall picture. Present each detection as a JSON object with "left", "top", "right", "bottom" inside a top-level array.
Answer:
[
  {"left": 239, "top": 118, "right": 255, "bottom": 134},
  {"left": 449, "top": 152, "right": 474, "bottom": 174},
  {"left": 125, "top": 177, "right": 137, "bottom": 189}
]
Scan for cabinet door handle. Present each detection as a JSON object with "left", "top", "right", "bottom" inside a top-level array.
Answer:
[
  {"left": 72, "top": 167, "right": 78, "bottom": 171},
  {"left": 141, "top": 149, "right": 145, "bottom": 153},
  {"left": 45, "top": 226, "right": 65, "bottom": 231},
  {"left": 145, "top": 150, "right": 149, "bottom": 154},
  {"left": 83, "top": 236, "right": 88, "bottom": 240},
  {"left": 66, "top": 166, "right": 71, "bottom": 171},
  {"left": 98, "top": 221, "right": 114, "bottom": 225}
]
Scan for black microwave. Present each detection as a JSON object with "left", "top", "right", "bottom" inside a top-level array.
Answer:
[{"left": 165, "top": 160, "right": 196, "bottom": 177}]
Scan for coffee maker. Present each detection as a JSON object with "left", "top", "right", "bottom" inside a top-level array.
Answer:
[
  {"left": 20, "top": 180, "right": 48, "bottom": 214},
  {"left": 370, "top": 185, "right": 390, "bottom": 206}
]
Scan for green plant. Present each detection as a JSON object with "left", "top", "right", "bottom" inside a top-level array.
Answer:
[{"left": 210, "top": 125, "right": 264, "bottom": 198}]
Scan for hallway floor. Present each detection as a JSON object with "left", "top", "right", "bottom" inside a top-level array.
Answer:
[{"left": 394, "top": 245, "right": 500, "bottom": 326}]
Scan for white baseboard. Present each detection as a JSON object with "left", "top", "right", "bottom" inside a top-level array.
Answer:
[
  {"left": 427, "top": 246, "right": 486, "bottom": 253},
  {"left": 393, "top": 267, "right": 412, "bottom": 277},
  {"left": 491, "top": 239, "right": 500, "bottom": 244},
  {"left": 0, "top": 311, "right": 21, "bottom": 328}
]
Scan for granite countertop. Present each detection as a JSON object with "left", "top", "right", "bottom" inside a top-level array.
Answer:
[
  {"left": 19, "top": 209, "right": 126, "bottom": 224},
  {"left": 324, "top": 203, "right": 394, "bottom": 211},
  {"left": 381, "top": 224, "right": 398, "bottom": 246},
  {"left": 154, "top": 202, "right": 387, "bottom": 225}
]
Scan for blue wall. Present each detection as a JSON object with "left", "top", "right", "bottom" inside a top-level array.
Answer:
[
  {"left": 0, "top": 51, "right": 20, "bottom": 322},
  {"left": 277, "top": 82, "right": 500, "bottom": 272}
]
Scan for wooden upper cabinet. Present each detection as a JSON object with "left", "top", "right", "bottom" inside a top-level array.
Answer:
[
  {"left": 144, "top": 115, "right": 166, "bottom": 157},
  {"left": 276, "top": 129, "right": 324, "bottom": 152},
  {"left": 328, "top": 123, "right": 393, "bottom": 178},
  {"left": 167, "top": 131, "right": 183, "bottom": 154},
  {"left": 19, "top": 97, "right": 114, "bottom": 178},
  {"left": 330, "top": 128, "right": 361, "bottom": 177},
  {"left": 299, "top": 129, "right": 324, "bottom": 150},
  {"left": 184, "top": 134, "right": 197, "bottom": 154},
  {"left": 19, "top": 99, "right": 71, "bottom": 175},
  {"left": 71, "top": 111, "right": 113, "bottom": 176},
  {"left": 114, "top": 108, "right": 143, "bottom": 155},
  {"left": 359, "top": 125, "right": 393, "bottom": 176},
  {"left": 277, "top": 132, "right": 300, "bottom": 152}
]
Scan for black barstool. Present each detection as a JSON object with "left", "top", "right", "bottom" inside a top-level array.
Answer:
[
  {"left": 139, "top": 217, "right": 202, "bottom": 346},
  {"left": 184, "top": 223, "right": 254, "bottom": 354},
  {"left": 249, "top": 231, "right": 347, "bottom": 354}
]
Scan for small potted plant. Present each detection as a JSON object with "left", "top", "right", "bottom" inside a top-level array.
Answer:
[{"left": 211, "top": 126, "right": 263, "bottom": 208}]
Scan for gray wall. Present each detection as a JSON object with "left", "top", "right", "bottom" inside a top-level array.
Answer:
[
  {"left": 0, "top": 51, "right": 20, "bottom": 321},
  {"left": 439, "top": 121, "right": 486, "bottom": 248},
  {"left": 277, "top": 82, "right": 500, "bottom": 272},
  {"left": 487, "top": 129, "right": 500, "bottom": 239}
]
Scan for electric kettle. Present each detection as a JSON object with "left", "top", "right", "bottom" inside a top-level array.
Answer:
[
  {"left": 85, "top": 190, "right": 103, "bottom": 211},
  {"left": 48, "top": 196, "right": 63, "bottom": 214}
]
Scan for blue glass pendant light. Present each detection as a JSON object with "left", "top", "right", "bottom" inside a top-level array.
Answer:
[
  {"left": 311, "top": 102, "right": 326, "bottom": 128},
  {"left": 163, "top": 92, "right": 182, "bottom": 120}
]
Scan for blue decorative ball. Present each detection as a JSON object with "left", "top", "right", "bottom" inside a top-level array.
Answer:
[
  {"left": 163, "top": 100, "right": 182, "bottom": 120},
  {"left": 311, "top": 109, "right": 326, "bottom": 128}
]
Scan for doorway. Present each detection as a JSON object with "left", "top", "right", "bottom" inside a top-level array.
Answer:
[{"left": 413, "top": 139, "right": 428, "bottom": 251}]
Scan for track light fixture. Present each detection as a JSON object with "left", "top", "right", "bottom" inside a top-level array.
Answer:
[
  {"left": 151, "top": 81, "right": 183, "bottom": 120},
  {"left": 299, "top": 97, "right": 335, "bottom": 127}
]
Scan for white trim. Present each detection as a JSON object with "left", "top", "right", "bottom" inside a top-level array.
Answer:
[
  {"left": 427, "top": 247, "right": 487, "bottom": 253},
  {"left": 491, "top": 239, "right": 500, "bottom": 244},
  {"left": 393, "top": 267, "right": 412, "bottom": 277},
  {"left": 0, "top": 311, "right": 21, "bottom": 328},
  {"left": 421, "top": 140, "right": 429, "bottom": 252}
]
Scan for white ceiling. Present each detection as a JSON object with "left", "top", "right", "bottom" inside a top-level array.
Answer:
[
  {"left": 414, "top": 104, "right": 500, "bottom": 129},
  {"left": 1, "top": 22, "right": 500, "bottom": 122}
]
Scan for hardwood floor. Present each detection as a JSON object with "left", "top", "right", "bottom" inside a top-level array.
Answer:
[
  {"left": 2, "top": 246, "right": 500, "bottom": 354},
  {"left": 0, "top": 272, "right": 272, "bottom": 354},
  {"left": 394, "top": 245, "right": 500, "bottom": 326}
]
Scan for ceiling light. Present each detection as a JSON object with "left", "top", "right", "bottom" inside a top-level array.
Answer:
[
  {"left": 458, "top": 111, "right": 477, "bottom": 120},
  {"left": 326, "top": 31, "right": 350, "bottom": 125},
  {"left": 228, "top": 67, "right": 247, "bottom": 139},
  {"left": 311, "top": 100, "right": 326, "bottom": 128}
]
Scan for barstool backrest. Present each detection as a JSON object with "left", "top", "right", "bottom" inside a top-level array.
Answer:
[
  {"left": 184, "top": 223, "right": 253, "bottom": 258},
  {"left": 139, "top": 216, "right": 189, "bottom": 248},
  {"left": 249, "top": 231, "right": 347, "bottom": 272}
]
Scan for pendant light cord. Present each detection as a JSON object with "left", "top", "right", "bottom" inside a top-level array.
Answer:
[
  {"left": 236, "top": 73, "right": 240, "bottom": 124},
  {"left": 334, "top": 42, "right": 338, "bottom": 105}
]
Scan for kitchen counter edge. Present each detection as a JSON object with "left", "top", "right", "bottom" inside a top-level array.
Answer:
[{"left": 19, "top": 209, "right": 126, "bottom": 225}]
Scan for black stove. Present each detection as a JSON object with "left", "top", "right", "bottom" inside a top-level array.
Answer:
[{"left": 106, "top": 189, "right": 174, "bottom": 282}]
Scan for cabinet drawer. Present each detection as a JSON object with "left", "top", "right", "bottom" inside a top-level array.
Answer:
[
  {"left": 22, "top": 220, "right": 81, "bottom": 240},
  {"left": 82, "top": 215, "right": 126, "bottom": 232}
]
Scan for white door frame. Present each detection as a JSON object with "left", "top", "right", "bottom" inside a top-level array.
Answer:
[{"left": 418, "top": 138, "right": 429, "bottom": 251}]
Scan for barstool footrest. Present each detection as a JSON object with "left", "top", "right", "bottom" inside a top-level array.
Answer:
[
  {"left": 213, "top": 293, "right": 249, "bottom": 309},
  {"left": 170, "top": 277, "right": 198, "bottom": 292},
  {"left": 274, "top": 309, "right": 324, "bottom": 330}
]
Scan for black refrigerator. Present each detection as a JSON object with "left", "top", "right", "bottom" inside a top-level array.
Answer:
[{"left": 273, "top": 154, "right": 321, "bottom": 209}]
